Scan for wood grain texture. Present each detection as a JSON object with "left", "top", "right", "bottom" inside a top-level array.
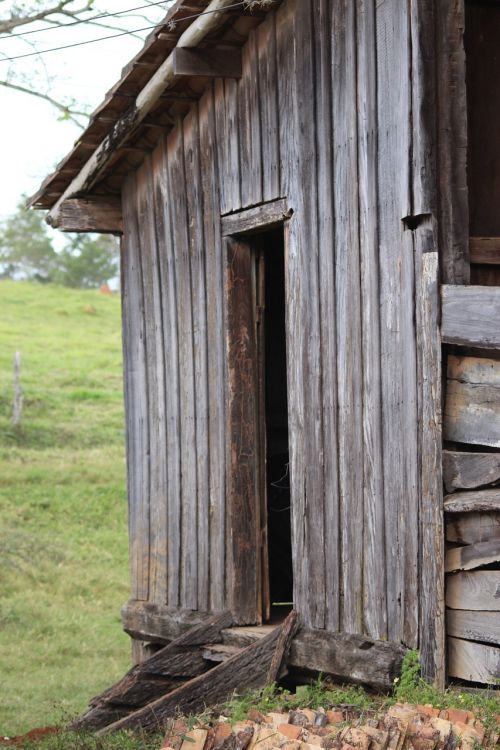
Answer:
[
  {"left": 446, "top": 609, "right": 500, "bottom": 645},
  {"left": 444, "top": 490, "right": 500, "bottom": 514},
  {"left": 55, "top": 197, "right": 123, "bottom": 233},
  {"left": 172, "top": 47, "right": 242, "bottom": 78},
  {"left": 357, "top": 0, "right": 386, "bottom": 642},
  {"left": 443, "top": 451, "right": 500, "bottom": 492},
  {"left": 470, "top": 237, "right": 500, "bottom": 265},
  {"left": 221, "top": 199, "right": 289, "bottom": 236},
  {"left": 414, "top": 245, "right": 444, "bottom": 687},
  {"left": 121, "top": 600, "right": 215, "bottom": 643},
  {"left": 445, "top": 539, "right": 500, "bottom": 573},
  {"left": 257, "top": 12, "right": 279, "bottom": 202},
  {"left": 446, "top": 571, "right": 500, "bottom": 611},
  {"left": 121, "top": 175, "right": 150, "bottom": 601},
  {"left": 444, "top": 355, "right": 500, "bottom": 448},
  {"left": 446, "top": 512, "right": 500, "bottom": 545},
  {"left": 447, "top": 637, "right": 500, "bottom": 684},
  {"left": 288, "top": 628, "right": 405, "bottom": 692},
  {"left": 238, "top": 29, "right": 262, "bottom": 208},
  {"left": 441, "top": 286, "right": 500, "bottom": 349}
]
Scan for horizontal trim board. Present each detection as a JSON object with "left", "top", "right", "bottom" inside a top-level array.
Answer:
[
  {"left": 221, "top": 198, "right": 291, "bottom": 236},
  {"left": 444, "top": 489, "right": 500, "bottom": 514},
  {"left": 470, "top": 237, "right": 500, "bottom": 265},
  {"left": 441, "top": 285, "right": 500, "bottom": 348},
  {"left": 121, "top": 600, "right": 218, "bottom": 643},
  {"left": 446, "top": 609, "right": 500, "bottom": 645},
  {"left": 444, "top": 538, "right": 500, "bottom": 572},
  {"left": 447, "top": 637, "right": 500, "bottom": 684},
  {"left": 446, "top": 571, "right": 500, "bottom": 611},
  {"left": 443, "top": 450, "right": 500, "bottom": 492},
  {"left": 50, "top": 197, "right": 123, "bottom": 234}
]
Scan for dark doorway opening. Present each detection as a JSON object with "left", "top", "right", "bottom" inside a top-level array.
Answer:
[{"left": 255, "top": 229, "right": 293, "bottom": 621}]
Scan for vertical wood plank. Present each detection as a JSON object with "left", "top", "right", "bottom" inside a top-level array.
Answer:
[
  {"left": 257, "top": 12, "right": 280, "bottom": 202},
  {"left": 121, "top": 175, "right": 150, "bottom": 601},
  {"left": 356, "top": 0, "right": 387, "bottom": 641},
  {"left": 152, "top": 137, "right": 182, "bottom": 608},
  {"left": 315, "top": 0, "right": 340, "bottom": 633},
  {"left": 183, "top": 105, "right": 210, "bottom": 612},
  {"left": 136, "top": 157, "right": 168, "bottom": 605},
  {"left": 225, "top": 237, "right": 260, "bottom": 624},
  {"left": 167, "top": 123, "right": 198, "bottom": 610},
  {"left": 238, "top": 29, "right": 263, "bottom": 208},
  {"left": 199, "top": 85, "right": 226, "bottom": 613},
  {"left": 376, "top": 0, "right": 419, "bottom": 648},
  {"left": 332, "top": 0, "right": 363, "bottom": 634}
]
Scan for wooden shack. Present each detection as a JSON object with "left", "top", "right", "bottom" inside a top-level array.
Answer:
[{"left": 31, "top": 0, "right": 500, "bottom": 725}]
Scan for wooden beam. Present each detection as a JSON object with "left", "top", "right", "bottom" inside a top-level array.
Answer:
[
  {"left": 221, "top": 199, "right": 292, "bottom": 236},
  {"left": 470, "top": 237, "right": 500, "bottom": 265},
  {"left": 98, "top": 615, "right": 293, "bottom": 734},
  {"left": 48, "top": 197, "right": 123, "bottom": 234},
  {"left": 287, "top": 629, "right": 405, "bottom": 692},
  {"left": 441, "top": 285, "right": 500, "bottom": 348},
  {"left": 447, "top": 610, "right": 500, "bottom": 646},
  {"left": 121, "top": 600, "right": 218, "bottom": 643},
  {"left": 172, "top": 47, "right": 242, "bottom": 78},
  {"left": 446, "top": 571, "right": 500, "bottom": 610},
  {"left": 444, "top": 489, "right": 500, "bottom": 514},
  {"left": 448, "top": 637, "right": 500, "bottom": 684},
  {"left": 443, "top": 450, "right": 500, "bottom": 492},
  {"left": 444, "top": 355, "right": 500, "bottom": 448},
  {"left": 446, "top": 511, "right": 500, "bottom": 545}
]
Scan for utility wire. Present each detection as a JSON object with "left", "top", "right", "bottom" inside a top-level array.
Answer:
[
  {"left": 0, "top": 1, "right": 174, "bottom": 40},
  {"left": 0, "top": 1, "right": 248, "bottom": 62}
]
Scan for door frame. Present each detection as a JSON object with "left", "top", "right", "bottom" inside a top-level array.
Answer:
[{"left": 222, "top": 199, "right": 292, "bottom": 625}]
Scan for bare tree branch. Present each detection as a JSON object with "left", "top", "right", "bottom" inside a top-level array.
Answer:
[{"left": 0, "top": 79, "right": 89, "bottom": 127}]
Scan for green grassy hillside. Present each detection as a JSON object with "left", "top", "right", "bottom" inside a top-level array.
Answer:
[{"left": 0, "top": 281, "right": 131, "bottom": 735}]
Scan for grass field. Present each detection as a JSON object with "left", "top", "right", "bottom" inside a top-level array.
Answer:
[{"left": 0, "top": 280, "right": 131, "bottom": 735}]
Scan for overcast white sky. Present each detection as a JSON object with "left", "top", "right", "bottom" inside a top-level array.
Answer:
[{"left": 0, "top": 1, "right": 173, "bottom": 218}]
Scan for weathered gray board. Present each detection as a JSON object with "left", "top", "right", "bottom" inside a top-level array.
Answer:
[
  {"left": 441, "top": 286, "right": 500, "bottom": 349},
  {"left": 448, "top": 637, "right": 500, "bottom": 684},
  {"left": 443, "top": 451, "right": 500, "bottom": 492},
  {"left": 444, "top": 356, "right": 500, "bottom": 448},
  {"left": 119, "top": 0, "right": 444, "bottom": 681}
]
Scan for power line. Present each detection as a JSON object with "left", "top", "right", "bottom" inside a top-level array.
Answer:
[
  {"left": 0, "top": 1, "right": 174, "bottom": 40},
  {"left": 0, "top": 1, "right": 248, "bottom": 63}
]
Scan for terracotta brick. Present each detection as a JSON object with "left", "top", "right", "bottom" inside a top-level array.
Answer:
[
  {"left": 416, "top": 705, "right": 440, "bottom": 719},
  {"left": 248, "top": 710, "right": 267, "bottom": 724},
  {"left": 326, "top": 711, "right": 344, "bottom": 725},
  {"left": 278, "top": 724, "right": 303, "bottom": 741},
  {"left": 447, "top": 709, "right": 474, "bottom": 726},
  {"left": 282, "top": 742, "right": 301, "bottom": 750},
  {"left": 180, "top": 728, "right": 208, "bottom": 750}
]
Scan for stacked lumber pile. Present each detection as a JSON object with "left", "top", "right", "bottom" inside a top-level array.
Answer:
[
  {"left": 159, "top": 702, "right": 496, "bottom": 750},
  {"left": 443, "top": 354, "right": 500, "bottom": 684}
]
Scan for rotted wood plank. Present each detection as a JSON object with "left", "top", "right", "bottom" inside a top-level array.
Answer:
[
  {"left": 99, "top": 619, "right": 286, "bottom": 734},
  {"left": 444, "top": 489, "right": 500, "bottom": 514},
  {"left": 444, "top": 355, "right": 500, "bottom": 447},
  {"left": 443, "top": 451, "right": 500, "bottom": 492},
  {"left": 446, "top": 512, "right": 500, "bottom": 545},
  {"left": 447, "top": 609, "right": 500, "bottom": 645},
  {"left": 288, "top": 628, "right": 405, "bottom": 692},
  {"left": 172, "top": 47, "right": 242, "bottom": 78},
  {"left": 121, "top": 600, "right": 215, "bottom": 643},
  {"left": 445, "top": 539, "right": 500, "bottom": 572},
  {"left": 72, "top": 612, "right": 234, "bottom": 730},
  {"left": 446, "top": 571, "right": 500, "bottom": 610},
  {"left": 441, "top": 286, "right": 500, "bottom": 349},
  {"left": 221, "top": 199, "right": 289, "bottom": 236},
  {"left": 55, "top": 197, "right": 123, "bottom": 233},
  {"left": 448, "top": 637, "right": 500, "bottom": 684}
]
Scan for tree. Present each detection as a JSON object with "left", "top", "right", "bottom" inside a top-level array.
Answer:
[
  {"left": 54, "top": 233, "right": 118, "bottom": 288},
  {"left": 0, "top": 1, "right": 171, "bottom": 126},
  {"left": 0, "top": 198, "right": 119, "bottom": 287},
  {"left": 0, "top": 197, "right": 57, "bottom": 279}
]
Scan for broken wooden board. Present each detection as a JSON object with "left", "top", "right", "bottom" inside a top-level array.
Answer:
[
  {"left": 443, "top": 450, "right": 500, "bottom": 492},
  {"left": 447, "top": 609, "right": 500, "bottom": 645},
  {"left": 121, "top": 600, "right": 214, "bottom": 643},
  {"left": 99, "top": 611, "right": 297, "bottom": 734},
  {"left": 444, "top": 356, "right": 500, "bottom": 448},
  {"left": 287, "top": 628, "right": 405, "bottom": 692},
  {"left": 446, "top": 571, "right": 500, "bottom": 610},
  {"left": 448, "top": 637, "right": 500, "bottom": 684},
  {"left": 446, "top": 511, "right": 500, "bottom": 544},
  {"left": 441, "top": 286, "right": 500, "bottom": 349},
  {"left": 444, "top": 539, "right": 500, "bottom": 572},
  {"left": 444, "top": 489, "right": 500, "bottom": 513},
  {"left": 72, "top": 611, "right": 233, "bottom": 731}
]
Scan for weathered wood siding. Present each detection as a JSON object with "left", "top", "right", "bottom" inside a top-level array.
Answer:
[{"left": 121, "top": 0, "right": 441, "bottom": 651}]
